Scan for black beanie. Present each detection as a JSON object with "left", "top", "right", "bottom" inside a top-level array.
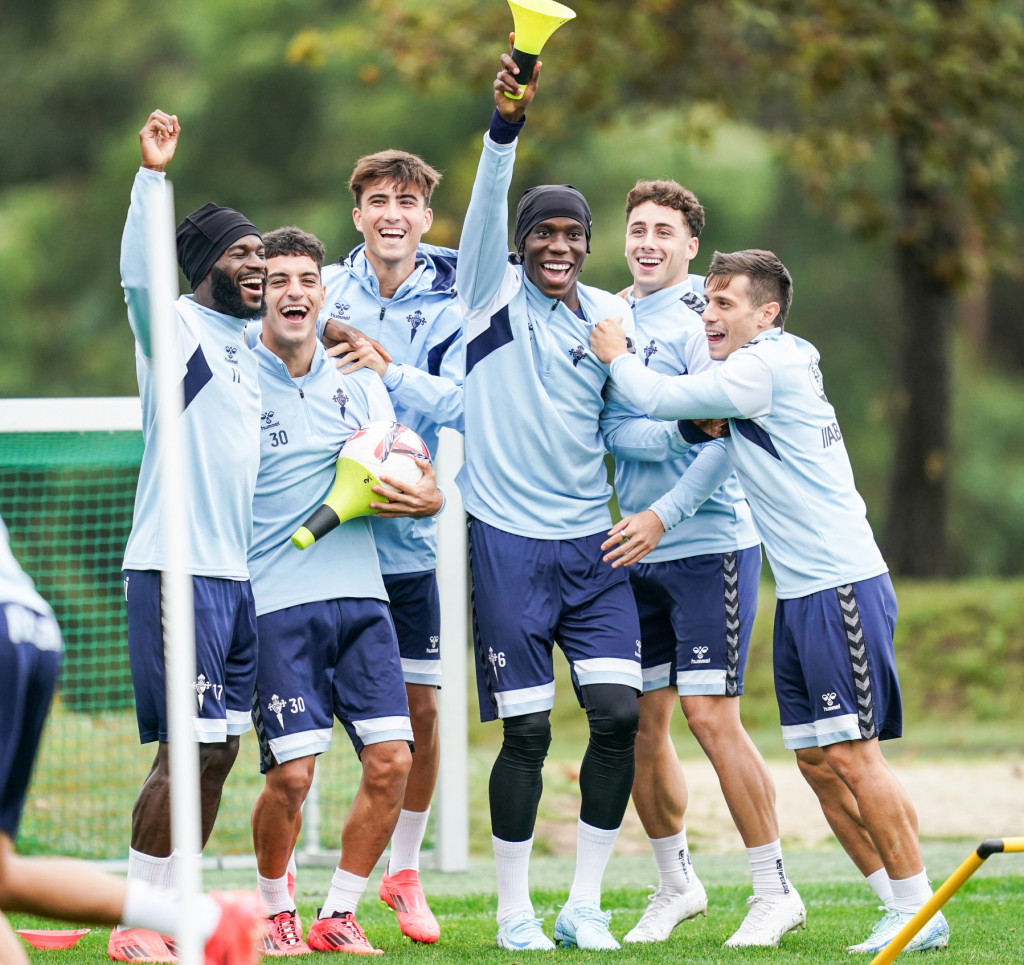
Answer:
[
  {"left": 175, "top": 203, "right": 261, "bottom": 291},
  {"left": 514, "top": 184, "right": 592, "bottom": 254}
]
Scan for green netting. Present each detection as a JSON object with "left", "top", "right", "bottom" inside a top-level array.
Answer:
[{"left": 1, "top": 430, "right": 360, "bottom": 860}]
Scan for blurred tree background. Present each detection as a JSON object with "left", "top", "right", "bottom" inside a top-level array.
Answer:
[{"left": 2, "top": 0, "right": 1023, "bottom": 576}]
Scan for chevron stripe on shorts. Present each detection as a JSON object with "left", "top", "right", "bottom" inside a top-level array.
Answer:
[
  {"left": 723, "top": 552, "right": 741, "bottom": 697},
  {"left": 836, "top": 583, "right": 876, "bottom": 740}
]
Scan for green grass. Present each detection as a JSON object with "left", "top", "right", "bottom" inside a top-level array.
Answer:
[{"left": 10, "top": 846, "right": 1024, "bottom": 963}]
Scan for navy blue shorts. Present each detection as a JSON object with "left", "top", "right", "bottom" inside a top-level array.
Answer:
[
  {"left": 253, "top": 598, "right": 412, "bottom": 772},
  {"left": 630, "top": 546, "right": 761, "bottom": 696},
  {"left": 468, "top": 517, "right": 642, "bottom": 723},
  {"left": 383, "top": 571, "right": 442, "bottom": 688},
  {"left": 773, "top": 573, "right": 903, "bottom": 749},
  {"left": 125, "top": 570, "right": 258, "bottom": 744},
  {"left": 0, "top": 603, "right": 63, "bottom": 838}
]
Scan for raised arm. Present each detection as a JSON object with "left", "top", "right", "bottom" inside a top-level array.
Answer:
[
  {"left": 456, "top": 46, "right": 539, "bottom": 311},
  {"left": 120, "top": 111, "right": 180, "bottom": 358}
]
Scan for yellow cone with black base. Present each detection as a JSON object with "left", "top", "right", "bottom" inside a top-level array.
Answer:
[
  {"left": 505, "top": 0, "right": 576, "bottom": 100},
  {"left": 291, "top": 457, "right": 384, "bottom": 550}
]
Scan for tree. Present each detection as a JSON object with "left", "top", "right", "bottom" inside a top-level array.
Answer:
[{"left": 306, "top": 0, "right": 1024, "bottom": 575}]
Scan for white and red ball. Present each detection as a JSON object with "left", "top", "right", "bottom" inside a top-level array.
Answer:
[{"left": 341, "top": 421, "right": 429, "bottom": 491}]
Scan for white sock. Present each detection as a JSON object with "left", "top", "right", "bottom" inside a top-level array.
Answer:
[
  {"left": 388, "top": 808, "right": 430, "bottom": 874},
  {"left": 121, "top": 880, "right": 221, "bottom": 942},
  {"left": 649, "top": 828, "right": 698, "bottom": 893},
  {"left": 320, "top": 868, "right": 368, "bottom": 918},
  {"left": 889, "top": 870, "right": 932, "bottom": 915},
  {"left": 747, "top": 840, "right": 793, "bottom": 897},
  {"left": 258, "top": 872, "right": 293, "bottom": 916},
  {"left": 127, "top": 849, "right": 173, "bottom": 887},
  {"left": 493, "top": 835, "right": 534, "bottom": 924},
  {"left": 566, "top": 820, "right": 620, "bottom": 907},
  {"left": 866, "top": 867, "right": 896, "bottom": 909}
]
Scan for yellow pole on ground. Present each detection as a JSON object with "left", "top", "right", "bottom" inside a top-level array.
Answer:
[{"left": 869, "top": 837, "right": 1024, "bottom": 965}]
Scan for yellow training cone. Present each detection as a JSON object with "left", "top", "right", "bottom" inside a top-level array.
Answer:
[
  {"left": 291, "top": 457, "right": 383, "bottom": 550},
  {"left": 505, "top": 0, "right": 576, "bottom": 99}
]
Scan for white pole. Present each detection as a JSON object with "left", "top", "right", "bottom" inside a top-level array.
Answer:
[
  {"left": 434, "top": 427, "right": 468, "bottom": 872},
  {"left": 147, "top": 179, "right": 203, "bottom": 965}
]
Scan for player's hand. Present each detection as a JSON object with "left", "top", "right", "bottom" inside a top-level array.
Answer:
[
  {"left": 323, "top": 320, "right": 393, "bottom": 363},
  {"left": 327, "top": 337, "right": 389, "bottom": 378},
  {"left": 139, "top": 110, "right": 179, "bottom": 172},
  {"left": 601, "top": 510, "right": 665, "bottom": 568},
  {"left": 494, "top": 36, "right": 539, "bottom": 121},
  {"left": 371, "top": 459, "right": 443, "bottom": 518},
  {"left": 590, "top": 316, "right": 630, "bottom": 364},
  {"left": 692, "top": 418, "right": 730, "bottom": 439}
]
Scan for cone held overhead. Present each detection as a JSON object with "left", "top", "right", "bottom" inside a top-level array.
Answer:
[{"left": 505, "top": 0, "right": 576, "bottom": 100}]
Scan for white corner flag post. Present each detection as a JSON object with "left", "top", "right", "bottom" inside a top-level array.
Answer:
[{"left": 147, "top": 177, "right": 204, "bottom": 965}]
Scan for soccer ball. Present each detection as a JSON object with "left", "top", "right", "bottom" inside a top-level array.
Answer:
[{"left": 341, "top": 421, "right": 429, "bottom": 491}]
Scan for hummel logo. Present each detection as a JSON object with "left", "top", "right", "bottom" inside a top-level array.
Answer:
[
  {"left": 224, "top": 345, "right": 239, "bottom": 364},
  {"left": 261, "top": 410, "right": 280, "bottom": 430},
  {"left": 692, "top": 645, "right": 711, "bottom": 665},
  {"left": 332, "top": 302, "right": 351, "bottom": 321},
  {"left": 822, "top": 691, "right": 840, "bottom": 711}
]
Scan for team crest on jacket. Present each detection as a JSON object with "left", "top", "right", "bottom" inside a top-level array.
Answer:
[
  {"left": 569, "top": 343, "right": 587, "bottom": 367},
  {"left": 643, "top": 339, "right": 658, "bottom": 366},
  {"left": 808, "top": 359, "right": 828, "bottom": 402},
  {"left": 332, "top": 389, "right": 349, "bottom": 418},
  {"left": 407, "top": 310, "right": 427, "bottom": 342}
]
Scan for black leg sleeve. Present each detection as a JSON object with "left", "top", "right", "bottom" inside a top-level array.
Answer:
[
  {"left": 578, "top": 683, "right": 640, "bottom": 830},
  {"left": 488, "top": 710, "right": 552, "bottom": 842}
]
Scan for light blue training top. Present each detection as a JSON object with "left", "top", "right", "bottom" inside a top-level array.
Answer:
[
  {"left": 455, "top": 118, "right": 690, "bottom": 539},
  {"left": 246, "top": 338, "right": 394, "bottom": 616},
  {"left": 321, "top": 244, "right": 463, "bottom": 575},
  {"left": 120, "top": 168, "right": 261, "bottom": 579},
  {"left": 610, "top": 279, "right": 760, "bottom": 561},
  {"left": 609, "top": 326, "right": 887, "bottom": 597}
]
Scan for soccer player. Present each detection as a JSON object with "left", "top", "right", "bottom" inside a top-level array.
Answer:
[
  {"left": 112, "top": 110, "right": 265, "bottom": 963},
  {"left": 591, "top": 249, "right": 950, "bottom": 955},
  {"left": 314, "top": 149, "right": 465, "bottom": 943},
  {"left": 455, "top": 52, "right": 695, "bottom": 952},
  {"left": 0, "top": 515, "right": 262, "bottom": 965},
  {"left": 602, "top": 181, "right": 805, "bottom": 947},
  {"left": 247, "top": 227, "right": 444, "bottom": 956}
]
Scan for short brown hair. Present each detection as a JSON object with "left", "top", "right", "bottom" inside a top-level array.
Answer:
[
  {"left": 706, "top": 249, "right": 793, "bottom": 328},
  {"left": 625, "top": 179, "right": 705, "bottom": 238},
  {"left": 348, "top": 150, "right": 442, "bottom": 207},
  {"left": 263, "top": 226, "right": 326, "bottom": 270}
]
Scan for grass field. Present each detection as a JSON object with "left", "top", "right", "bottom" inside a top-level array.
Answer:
[{"left": 10, "top": 845, "right": 1024, "bottom": 963}]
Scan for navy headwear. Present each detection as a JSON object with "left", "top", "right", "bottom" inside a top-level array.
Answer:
[
  {"left": 514, "top": 184, "right": 592, "bottom": 254},
  {"left": 175, "top": 203, "right": 261, "bottom": 291}
]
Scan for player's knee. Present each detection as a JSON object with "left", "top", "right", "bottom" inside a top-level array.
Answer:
[
  {"left": 265, "top": 758, "right": 316, "bottom": 809},
  {"left": 200, "top": 736, "right": 240, "bottom": 784},
  {"left": 499, "top": 711, "right": 552, "bottom": 766},
  {"left": 584, "top": 684, "right": 639, "bottom": 749},
  {"left": 361, "top": 740, "right": 413, "bottom": 798}
]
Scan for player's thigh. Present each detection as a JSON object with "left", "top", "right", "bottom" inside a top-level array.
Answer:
[
  {"left": 629, "top": 562, "right": 678, "bottom": 694},
  {"left": 382, "top": 570, "right": 441, "bottom": 688},
  {"left": 556, "top": 531, "right": 642, "bottom": 694},
  {"left": 0, "top": 604, "right": 61, "bottom": 840},
  {"left": 254, "top": 602, "right": 339, "bottom": 773},
  {"left": 775, "top": 574, "right": 902, "bottom": 750},
  {"left": 672, "top": 547, "right": 761, "bottom": 698},
  {"left": 467, "top": 518, "right": 560, "bottom": 722},
  {"left": 331, "top": 598, "right": 413, "bottom": 756}
]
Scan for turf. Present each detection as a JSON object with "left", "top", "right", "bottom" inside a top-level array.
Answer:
[{"left": 11, "top": 845, "right": 1024, "bottom": 963}]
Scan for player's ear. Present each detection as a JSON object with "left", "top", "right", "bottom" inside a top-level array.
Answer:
[
  {"left": 422, "top": 207, "right": 433, "bottom": 233},
  {"left": 352, "top": 207, "right": 362, "bottom": 232},
  {"left": 759, "top": 302, "right": 780, "bottom": 328}
]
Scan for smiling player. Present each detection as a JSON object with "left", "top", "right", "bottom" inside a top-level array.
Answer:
[
  {"left": 454, "top": 51, "right": 698, "bottom": 952},
  {"left": 112, "top": 110, "right": 266, "bottom": 964},
  {"left": 246, "top": 227, "right": 444, "bottom": 956},
  {"left": 591, "top": 249, "right": 949, "bottom": 956}
]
